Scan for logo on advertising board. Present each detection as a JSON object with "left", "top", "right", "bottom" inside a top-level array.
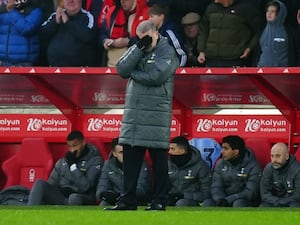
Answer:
[
  {"left": 93, "top": 92, "right": 125, "bottom": 103},
  {"left": 0, "top": 118, "right": 21, "bottom": 132},
  {"left": 244, "top": 118, "right": 287, "bottom": 133},
  {"left": 31, "top": 95, "right": 49, "bottom": 103},
  {"left": 201, "top": 93, "right": 242, "bottom": 104},
  {"left": 192, "top": 115, "right": 289, "bottom": 140},
  {"left": 84, "top": 115, "right": 181, "bottom": 138},
  {"left": 248, "top": 95, "right": 270, "bottom": 104},
  {"left": 27, "top": 117, "right": 69, "bottom": 132},
  {"left": 0, "top": 94, "right": 24, "bottom": 103},
  {"left": 87, "top": 117, "right": 122, "bottom": 132},
  {"left": 196, "top": 118, "right": 238, "bottom": 133},
  {"left": 0, "top": 115, "right": 70, "bottom": 138}
]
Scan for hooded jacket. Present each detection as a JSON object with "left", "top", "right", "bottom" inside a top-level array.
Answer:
[
  {"left": 168, "top": 146, "right": 212, "bottom": 203},
  {"left": 258, "top": 0, "right": 288, "bottom": 66},
  {"left": 257, "top": 0, "right": 300, "bottom": 66}
]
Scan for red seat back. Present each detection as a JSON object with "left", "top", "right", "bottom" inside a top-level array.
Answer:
[
  {"left": 245, "top": 138, "right": 272, "bottom": 169},
  {"left": 86, "top": 137, "right": 109, "bottom": 160},
  {"left": 1, "top": 138, "right": 53, "bottom": 189},
  {"left": 295, "top": 146, "right": 300, "bottom": 162}
]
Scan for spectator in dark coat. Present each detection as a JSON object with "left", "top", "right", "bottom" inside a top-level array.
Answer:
[
  {"left": 181, "top": 12, "right": 203, "bottom": 67},
  {"left": 260, "top": 142, "right": 300, "bottom": 207},
  {"left": 197, "top": 0, "right": 263, "bottom": 67},
  {"left": 40, "top": 0, "right": 100, "bottom": 66},
  {"left": 168, "top": 136, "right": 211, "bottom": 206},
  {"left": 148, "top": 3, "right": 187, "bottom": 66},
  {"left": 203, "top": 135, "right": 261, "bottom": 207}
]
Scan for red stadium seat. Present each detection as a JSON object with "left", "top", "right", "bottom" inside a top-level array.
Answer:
[
  {"left": 1, "top": 138, "right": 53, "bottom": 189},
  {"left": 295, "top": 146, "right": 300, "bottom": 162},
  {"left": 245, "top": 138, "right": 272, "bottom": 169},
  {"left": 86, "top": 137, "right": 109, "bottom": 160}
]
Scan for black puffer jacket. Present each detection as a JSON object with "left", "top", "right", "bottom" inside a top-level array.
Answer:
[
  {"left": 116, "top": 36, "right": 179, "bottom": 149},
  {"left": 168, "top": 146, "right": 212, "bottom": 203}
]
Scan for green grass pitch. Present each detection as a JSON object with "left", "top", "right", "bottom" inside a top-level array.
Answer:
[{"left": 0, "top": 206, "right": 300, "bottom": 225}]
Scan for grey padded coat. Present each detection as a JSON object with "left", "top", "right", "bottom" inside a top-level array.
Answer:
[{"left": 116, "top": 36, "right": 179, "bottom": 149}]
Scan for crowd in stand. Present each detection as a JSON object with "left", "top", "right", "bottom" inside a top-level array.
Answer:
[
  {"left": 26, "top": 131, "right": 300, "bottom": 208},
  {"left": 0, "top": 0, "right": 299, "bottom": 67}
]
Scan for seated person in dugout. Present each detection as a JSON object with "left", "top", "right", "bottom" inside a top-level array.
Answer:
[
  {"left": 96, "top": 137, "right": 151, "bottom": 206},
  {"left": 168, "top": 136, "right": 212, "bottom": 206},
  {"left": 27, "top": 130, "right": 103, "bottom": 205},
  {"left": 203, "top": 135, "right": 262, "bottom": 207},
  {"left": 260, "top": 142, "right": 300, "bottom": 207}
]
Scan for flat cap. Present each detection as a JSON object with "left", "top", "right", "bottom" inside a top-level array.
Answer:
[{"left": 181, "top": 12, "right": 201, "bottom": 25}]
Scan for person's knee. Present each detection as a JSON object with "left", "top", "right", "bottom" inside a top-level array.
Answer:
[
  {"left": 202, "top": 198, "right": 216, "bottom": 207},
  {"left": 232, "top": 199, "right": 249, "bottom": 207},
  {"left": 28, "top": 179, "right": 49, "bottom": 205},
  {"left": 68, "top": 194, "right": 83, "bottom": 205},
  {"left": 32, "top": 179, "right": 48, "bottom": 189},
  {"left": 259, "top": 202, "right": 273, "bottom": 207},
  {"left": 289, "top": 202, "right": 300, "bottom": 207}
]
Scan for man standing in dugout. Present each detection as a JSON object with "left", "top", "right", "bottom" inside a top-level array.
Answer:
[{"left": 106, "top": 20, "right": 179, "bottom": 210}]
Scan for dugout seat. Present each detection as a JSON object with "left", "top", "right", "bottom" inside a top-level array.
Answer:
[
  {"left": 245, "top": 138, "right": 272, "bottom": 169},
  {"left": 189, "top": 138, "right": 222, "bottom": 170},
  {"left": 86, "top": 137, "right": 109, "bottom": 160},
  {"left": 1, "top": 138, "right": 53, "bottom": 189},
  {"left": 295, "top": 146, "right": 300, "bottom": 163}
]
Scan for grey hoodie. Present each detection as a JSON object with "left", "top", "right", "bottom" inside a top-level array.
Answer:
[{"left": 258, "top": 0, "right": 288, "bottom": 66}]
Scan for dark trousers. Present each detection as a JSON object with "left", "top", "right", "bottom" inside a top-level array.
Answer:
[
  {"left": 205, "top": 58, "right": 247, "bottom": 67},
  {"left": 28, "top": 180, "right": 68, "bottom": 205},
  {"left": 121, "top": 145, "right": 169, "bottom": 206},
  {"left": 27, "top": 179, "right": 96, "bottom": 205}
]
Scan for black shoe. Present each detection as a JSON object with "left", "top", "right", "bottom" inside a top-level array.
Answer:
[
  {"left": 145, "top": 203, "right": 165, "bottom": 211},
  {"left": 104, "top": 202, "right": 137, "bottom": 211}
]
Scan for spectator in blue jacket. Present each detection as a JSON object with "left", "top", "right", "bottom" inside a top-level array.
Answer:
[
  {"left": 0, "top": 0, "right": 43, "bottom": 66},
  {"left": 149, "top": 3, "right": 187, "bottom": 66}
]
